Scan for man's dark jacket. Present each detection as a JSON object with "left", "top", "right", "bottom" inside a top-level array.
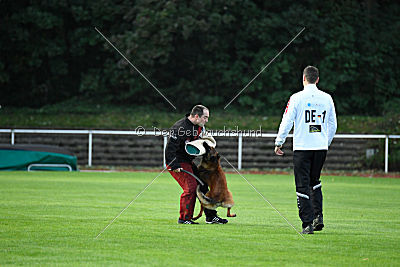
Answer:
[{"left": 165, "top": 114, "right": 204, "bottom": 170}]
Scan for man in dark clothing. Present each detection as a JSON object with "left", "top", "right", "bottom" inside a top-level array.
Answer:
[{"left": 165, "top": 104, "right": 228, "bottom": 224}]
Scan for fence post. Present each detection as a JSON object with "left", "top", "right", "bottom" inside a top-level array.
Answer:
[
  {"left": 238, "top": 133, "right": 242, "bottom": 170},
  {"left": 11, "top": 129, "right": 14, "bottom": 145},
  {"left": 385, "top": 136, "right": 389, "bottom": 173},
  {"left": 88, "top": 131, "right": 93, "bottom": 167},
  {"left": 163, "top": 135, "right": 168, "bottom": 168}
]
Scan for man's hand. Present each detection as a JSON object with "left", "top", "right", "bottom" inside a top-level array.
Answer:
[
  {"left": 274, "top": 146, "right": 284, "bottom": 156},
  {"left": 173, "top": 168, "right": 182, "bottom": 173}
]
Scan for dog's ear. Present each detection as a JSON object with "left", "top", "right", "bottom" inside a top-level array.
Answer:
[{"left": 203, "top": 141, "right": 211, "bottom": 151}]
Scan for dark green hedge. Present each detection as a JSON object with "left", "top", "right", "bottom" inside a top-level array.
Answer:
[{"left": 1, "top": 0, "right": 399, "bottom": 115}]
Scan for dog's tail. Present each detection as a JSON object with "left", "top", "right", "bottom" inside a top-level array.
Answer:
[{"left": 196, "top": 185, "right": 221, "bottom": 209}]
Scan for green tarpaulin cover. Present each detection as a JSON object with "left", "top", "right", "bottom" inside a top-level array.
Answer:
[{"left": 0, "top": 145, "right": 77, "bottom": 171}]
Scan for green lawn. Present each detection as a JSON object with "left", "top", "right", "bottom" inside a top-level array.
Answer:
[
  {"left": 0, "top": 171, "right": 399, "bottom": 266},
  {"left": 1, "top": 105, "right": 399, "bottom": 134}
]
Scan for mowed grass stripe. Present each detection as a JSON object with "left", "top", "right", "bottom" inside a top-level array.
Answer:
[{"left": 0, "top": 172, "right": 399, "bottom": 266}]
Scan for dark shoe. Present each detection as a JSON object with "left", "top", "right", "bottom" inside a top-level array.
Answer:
[
  {"left": 312, "top": 214, "right": 324, "bottom": 231},
  {"left": 178, "top": 219, "right": 199, "bottom": 224},
  {"left": 206, "top": 216, "right": 228, "bottom": 224},
  {"left": 301, "top": 224, "right": 314, "bottom": 234}
]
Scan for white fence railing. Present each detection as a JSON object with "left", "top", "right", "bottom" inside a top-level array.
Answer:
[{"left": 1, "top": 129, "right": 399, "bottom": 172}]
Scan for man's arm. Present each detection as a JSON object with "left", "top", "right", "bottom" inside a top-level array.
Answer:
[
  {"left": 274, "top": 95, "right": 296, "bottom": 155},
  {"left": 165, "top": 129, "right": 182, "bottom": 171},
  {"left": 327, "top": 96, "right": 337, "bottom": 146}
]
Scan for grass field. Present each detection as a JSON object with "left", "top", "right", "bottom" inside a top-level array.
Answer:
[
  {"left": 1, "top": 171, "right": 399, "bottom": 266},
  {"left": 2, "top": 104, "right": 399, "bottom": 135}
]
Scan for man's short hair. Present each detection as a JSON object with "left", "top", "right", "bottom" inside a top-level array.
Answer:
[
  {"left": 190, "top": 105, "right": 208, "bottom": 117},
  {"left": 303, "top": 66, "right": 319, "bottom": 84}
]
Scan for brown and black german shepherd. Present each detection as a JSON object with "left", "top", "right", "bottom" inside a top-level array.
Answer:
[{"left": 192, "top": 142, "right": 236, "bottom": 220}]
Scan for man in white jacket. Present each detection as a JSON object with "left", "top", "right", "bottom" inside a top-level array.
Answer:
[{"left": 274, "top": 66, "right": 337, "bottom": 234}]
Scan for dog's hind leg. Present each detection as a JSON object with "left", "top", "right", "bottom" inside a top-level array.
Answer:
[
  {"left": 192, "top": 205, "right": 204, "bottom": 221},
  {"left": 227, "top": 207, "right": 236, "bottom": 217}
]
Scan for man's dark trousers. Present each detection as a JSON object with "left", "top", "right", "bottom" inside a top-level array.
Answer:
[{"left": 293, "top": 150, "right": 327, "bottom": 227}]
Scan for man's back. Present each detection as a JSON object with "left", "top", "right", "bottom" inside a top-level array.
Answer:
[{"left": 276, "top": 84, "right": 337, "bottom": 151}]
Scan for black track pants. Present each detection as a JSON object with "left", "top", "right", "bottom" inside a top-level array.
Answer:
[{"left": 293, "top": 150, "right": 327, "bottom": 227}]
